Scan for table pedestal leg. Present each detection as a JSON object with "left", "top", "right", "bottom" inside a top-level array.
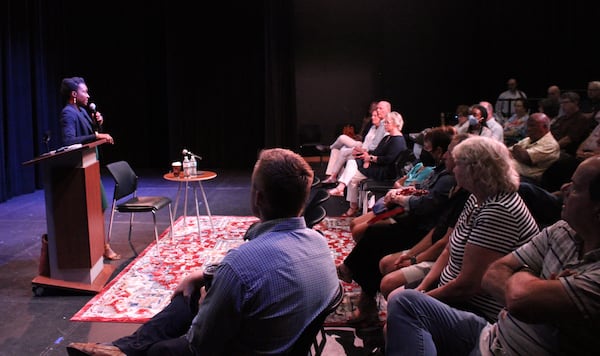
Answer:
[
  {"left": 198, "top": 181, "right": 215, "bottom": 230},
  {"left": 183, "top": 181, "right": 189, "bottom": 230},
  {"left": 172, "top": 182, "right": 183, "bottom": 220},
  {"left": 193, "top": 186, "right": 201, "bottom": 237}
]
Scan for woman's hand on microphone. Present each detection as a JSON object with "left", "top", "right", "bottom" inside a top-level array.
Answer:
[{"left": 94, "top": 111, "right": 104, "bottom": 126}]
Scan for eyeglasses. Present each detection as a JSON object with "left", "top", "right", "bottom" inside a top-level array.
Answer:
[{"left": 382, "top": 120, "right": 393, "bottom": 124}]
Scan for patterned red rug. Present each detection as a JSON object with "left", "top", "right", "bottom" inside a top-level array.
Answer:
[{"left": 71, "top": 215, "right": 386, "bottom": 326}]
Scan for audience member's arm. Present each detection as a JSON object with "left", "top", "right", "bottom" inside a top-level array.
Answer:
[
  {"left": 483, "top": 253, "right": 579, "bottom": 323},
  {"left": 511, "top": 144, "right": 532, "bottom": 165},
  {"left": 388, "top": 228, "right": 435, "bottom": 269},
  {"left": 172, "top": 270, "right": 205, "bottom": 299},
  {"left": 416, "top": 242, "right": 450, "bottom": 292},
  {"left": 415, "top": 229, "right": 451, "bottom": 265},
  {"left": 556, "top": 135, "right": 572, "bottom": 149},
  {"left": 427, "top": 243, "right": 504, "bottom": 303}
]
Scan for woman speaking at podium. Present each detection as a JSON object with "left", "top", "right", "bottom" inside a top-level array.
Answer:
[{"left": 59, "top": 76, "right": 119, "bottom": 259}]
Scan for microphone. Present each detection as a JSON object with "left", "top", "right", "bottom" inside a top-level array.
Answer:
[
  {"left": 89, "top": 102, "right": 102, "bottom": 132},
  {"left": 182, "top": 149, "right": 203, "bottom": 160},
  {"left": 42, "top": 130, "right": 51, "bottom": 153}
]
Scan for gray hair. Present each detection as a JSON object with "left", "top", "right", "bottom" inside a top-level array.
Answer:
[
  {"left": 387, "top": 111, "right": 404, "bottom": 131},
  {"left": 452, "top": 136, "right": 519, "bottom": 195}
]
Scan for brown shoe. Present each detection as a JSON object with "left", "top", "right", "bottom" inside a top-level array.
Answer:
[
  {"left": 66, "top": 342, "right": 125, "bottom": 356},
  {"left": 103, "top": 244, "right": 121, "bottom": 260}
]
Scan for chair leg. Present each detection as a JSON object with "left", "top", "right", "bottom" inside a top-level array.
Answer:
[
  {"left": 167, "top": 203, "right": 175, "bottom": 242},
  {"left": 128, "top": 213, "right": 136, "bottom": 256},
  {"left": 152, "top": 211, "right": 160, "bottom": 257},
  {"left": 107, "top": 201, "right": 117, "bottom": 244},
  {"left": 360, "top": 190, "right": 369, "bottom": 215},
  {"left": 314, "top": 327, "right": 327, "bottom": 356}
]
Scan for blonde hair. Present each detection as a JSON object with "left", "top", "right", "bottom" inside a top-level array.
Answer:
[
  {"left": 387, "top": 111, "right": 404, "bottom": 131},
  {"left": 452, "top": 136, "right": 519, "bottom": 195}
]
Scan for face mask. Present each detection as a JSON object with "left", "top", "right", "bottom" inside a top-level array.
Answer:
[
  {"left": 419, "top": 149, "right": 437, "bottom": 167},
  {"left": 468, "top": 115, "right": 479, "bottom": 125}
]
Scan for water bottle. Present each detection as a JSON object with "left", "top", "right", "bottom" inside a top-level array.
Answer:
[
  {"left": 183, "top": 154, "right": 191, "bottom": 177},
  {"left": 190, "top": 154, "right": 197, "bottom": 177}
]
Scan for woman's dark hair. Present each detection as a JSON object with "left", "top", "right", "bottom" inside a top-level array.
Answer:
[
  {"left": 60, "top": 77, "right": 85, "bottom": 101},
  {"left": 424, "top": 126, "right": 455, "bottom": 153}
]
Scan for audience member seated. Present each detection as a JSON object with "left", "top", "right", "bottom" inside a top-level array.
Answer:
[
  {"left": 349, "top": 126, "right": 456, "bottom": 241},
  {"left": 580, "top": 80, "right": 600, "bottom": 120},
  {"left": 551, "top": 91, "right": 597, "bottom": 157},
  {"left": 66, "top": 148, "right": 339, "bottom": 356},
  {"left": 466, "top": 104, "right": 493, "bottom": 138},
  {"left": 328, "top": 111, "right": 407, "bottom": 217},
  {"left": 378, "top": 134, "right": 471, "bottom": 299},
  {"left": 503, "top": 97, "right": 530, "bottom": 146},
  {"left": 542, "top": 91, "right": 597, "bottom": 191},
  {"left": 404, "top": 136, "right": 539, "bottom": 322},
  {"left": 538, "top": 97, "right": 560, "bottom": 120},
  {"left": 545, "top": 84, "right": 563, "bottom": 118},
  {"left": 335, "top": 128, "right": 457, "bottom": 324},
  {"left": 385, "top": 155, "right": 600, "bottom": 355},
  {"left": 479, "top": 101, "right": 504, "bottom": 142},
  {"left": 322, "top": 101, "right": 388, "bottom": 184},
  {"left": 509, "top": 112, "right": 560, "bottom": 184},
  {"left": 575, "top": 116, "right": 600, "bottom": 161},
  {"left": 495, "top": 77, "right": 527, "bottom": 120},
  {"left": 453, "top": 104, "right": 470, "bottom": 134}
]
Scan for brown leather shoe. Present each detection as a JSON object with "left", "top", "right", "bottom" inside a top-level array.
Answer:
[
  {"left": 103, "top": 243, "right": 121, "bottom": 260},
  {"left": 67, "top": 342, "right": 125, "bottom": 356}
]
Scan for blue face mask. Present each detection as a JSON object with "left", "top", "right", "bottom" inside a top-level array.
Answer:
[{"left": 468, "top": 115, "right": 479, "bottom": 126}]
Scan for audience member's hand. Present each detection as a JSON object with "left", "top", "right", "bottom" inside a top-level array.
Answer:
[
  {"left": 393, "top": 253, "right": 412, "bottom": 269},
  {"left": 384, "top": 189, "right": 399, "bottom": 205},
  {"left": 172, "top": 270, "right": 204, "bottom": 300},
  {"left": 576, "top": 150, "right": 596, "bottom": 161}
]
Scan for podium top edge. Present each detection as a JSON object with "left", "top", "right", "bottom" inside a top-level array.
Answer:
[{"left": 22, "top": 139, "right": 108, "bottom": 166}]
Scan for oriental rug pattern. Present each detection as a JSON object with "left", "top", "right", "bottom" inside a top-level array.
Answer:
[{"left": 71, "top": 216, "right": 386, "bottom": 326}]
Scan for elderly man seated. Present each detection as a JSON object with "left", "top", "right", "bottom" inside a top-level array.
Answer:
[{"left": 510, "top": 112, "right": 560, "bottom": 184}]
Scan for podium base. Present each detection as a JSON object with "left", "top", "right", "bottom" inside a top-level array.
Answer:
[{"left": 31, "top": 264, "right": 116, "bottom": 296}]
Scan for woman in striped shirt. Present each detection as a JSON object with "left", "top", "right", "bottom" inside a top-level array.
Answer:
[{"left": 406, "top": 136, "right": 539, "bottom": 323}]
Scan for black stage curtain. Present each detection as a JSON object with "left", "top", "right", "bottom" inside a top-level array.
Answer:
[{"left": 0, "top": 0, "right": 295, "bottom": 202}]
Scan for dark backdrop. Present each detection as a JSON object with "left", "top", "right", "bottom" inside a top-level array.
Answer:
[{"left": 1, "top": 0, "right": 596, "bottom": 202}]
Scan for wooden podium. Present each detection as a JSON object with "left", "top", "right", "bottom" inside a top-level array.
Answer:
[{"left": 24, "top": 140, "right": 115, "bottom": 294}]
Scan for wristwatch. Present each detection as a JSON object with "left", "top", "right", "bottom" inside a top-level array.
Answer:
[
  {"left": 515, "top": 264, "right": 536, "bottom": 275},
  {"left": 410, "top": 255, "right": 418, "bottom": 265}
]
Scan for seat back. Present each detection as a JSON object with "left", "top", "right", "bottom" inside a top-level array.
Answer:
[
  {"left": 304, "top": 205, "right": 327, "bottom": 228},
  {"left": 306, "top": 189, "right": 330, "bottom": 210},
  {"left": 289, "top": 281, "right": 344, "bottom": 356},
  {"left": 393, "top": 149, "right": 417, "bottom": 178},
  {"left": 105, "top": 161, "right": 138, "bottom": 201}
]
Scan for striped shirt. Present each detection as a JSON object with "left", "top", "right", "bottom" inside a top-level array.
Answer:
[
  {"left": 439, "top": 192, "right": 539, "bottom": 322},
  {"left": 487, "top": 220, "right": 600, "bottom": 355}
]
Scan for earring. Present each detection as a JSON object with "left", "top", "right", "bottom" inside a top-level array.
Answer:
[{"left": 71, "top": 95, "right": 76, "bottom": 104}]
